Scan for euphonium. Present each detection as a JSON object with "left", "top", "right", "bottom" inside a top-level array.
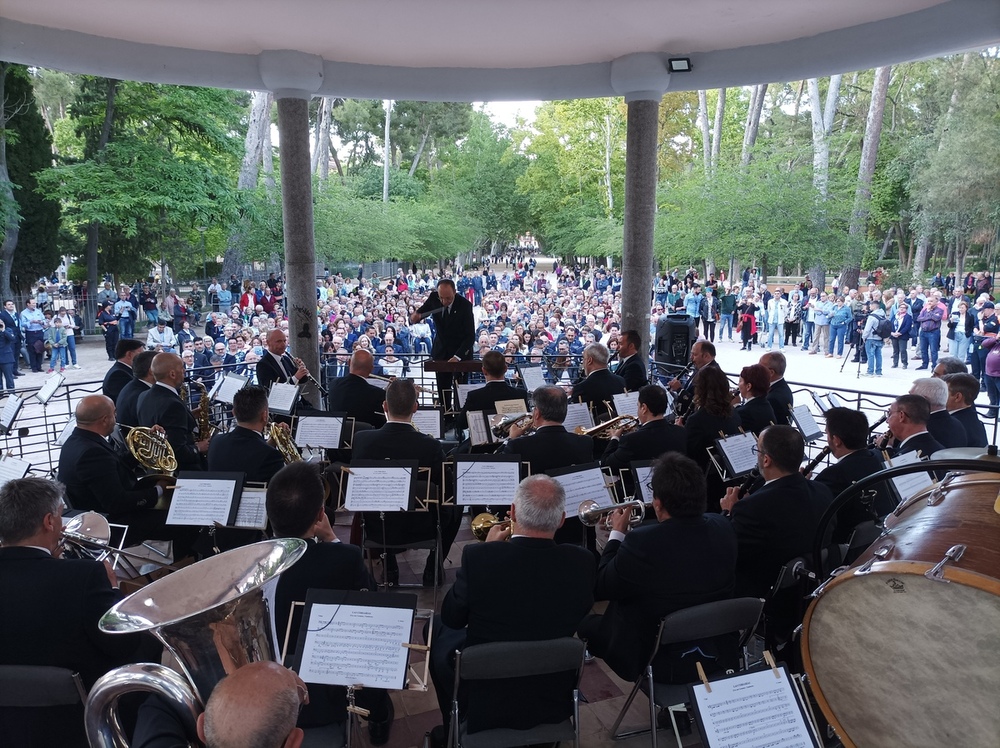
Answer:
[
  {"left": 268, "top": 420, "right": 302, "bottom": 463},
  {"left": 574, "top": 414, "right": 640, "bottom": 438},
  {"left": 85, "top": 539, "right": 307, "bottom": 748},
  {"left": 578, "top": 498, "right": 649, "bottom": 529},
  {"left": 470, "top": 512, "right": 512, "bottom": 541},
  {"left": 491, "top": 413, "right": 534, "bottom": 439}
]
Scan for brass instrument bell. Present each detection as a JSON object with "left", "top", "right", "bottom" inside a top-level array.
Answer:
[
  {"left": 578, "top": 498, "right": 648, "bottom": 529},
  {"left": 574, "top": 414, "right": 640, "bottom": 438},
  {"left": 470, "top": 512, "right": 512, "bottom": 541}
]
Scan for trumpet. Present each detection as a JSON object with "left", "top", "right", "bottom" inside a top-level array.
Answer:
[
  {"left": 492, "top": 413, "right": 534, "bottom": 438},
  {"left": 578, "top": 498, "right": 649, "bottom": 529},
  {"left": 470, "top": 512, "right": 512, "bottom": 541},
  {"left": 575, "top": 414, "right": 640, "bottom": 438},
  {"left": 62, "top": 511, "right": 177, "bottom": 570}
]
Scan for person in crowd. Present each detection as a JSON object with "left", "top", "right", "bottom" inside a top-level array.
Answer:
[{"left": 889, "top": 300, "right": 913, "bottom": 369}]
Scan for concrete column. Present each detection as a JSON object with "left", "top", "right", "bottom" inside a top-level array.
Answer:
[{"left": 612, "top": 54, "right": 670, "bottom": 357}]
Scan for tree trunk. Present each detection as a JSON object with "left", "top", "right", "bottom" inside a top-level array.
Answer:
[
  {"left": 310, "top": 98, "right": 324, "bottom": 175},
  {"left": 603, "top": 113, "right": 614, "bottom": 216},
  {"left": 806, "top": 76, "right": 841, "bottom": 293},
  {"left": 741, "top": 84, "right": 767, "bottom": 165},
  {"left": 408, "top": 125, "right": 431, "bottom": 178},
  {"left": 913, "top": 234, "right": 931, "bottom": 277},
  {"left": 0, "top": 64, "right": 20, "bottom": 302},
  {"left": 696, "top": 91, "right": 710, "bottom": 175},
  {"left": 382, "top": 100, "right": 391, "bottom": 203},
  {"left": 82, "top": 79, "right": 118, "bottom": 326},
  {"left": 711, "top": 88, "right": 726, "bottom": 170}
]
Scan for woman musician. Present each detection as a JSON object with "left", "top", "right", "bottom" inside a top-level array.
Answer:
[{"left": 683, "top": 366, "right": 742, "bottom": 513}]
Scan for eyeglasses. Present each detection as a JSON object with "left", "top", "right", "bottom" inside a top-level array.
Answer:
[
  {"left": 885, "top": 408, "right": 897, "bottom": 418},
  {"left": 750, "top": 445, "right": 765, "bottom": 457}
]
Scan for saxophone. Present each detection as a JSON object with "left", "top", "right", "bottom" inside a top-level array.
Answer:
[{"left": 190, "top": 380, "right": 214, "bottom": 440}]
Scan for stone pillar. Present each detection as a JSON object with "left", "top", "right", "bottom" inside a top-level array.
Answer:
[
  {"left": 612, "top": 54, "right": 670, "bottom": 357},
  {"left": 259, "top": 51, "right": 324, "bottom": 391}
]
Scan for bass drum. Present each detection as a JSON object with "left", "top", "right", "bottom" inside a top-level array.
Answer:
[{"left": 801, "top": 472, "right": 1000, "bottom": 748}]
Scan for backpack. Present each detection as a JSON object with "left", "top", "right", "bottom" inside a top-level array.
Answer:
[{"left": 872, "top": 314, "right": 892, "bottom": 340}]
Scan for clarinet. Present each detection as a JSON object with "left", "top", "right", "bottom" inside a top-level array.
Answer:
[
  {"left": 801, "top": 446, "right": 832, "bottom": 477},
  {"left": 865, "top": 413, "right": 889, "bottom": 449},
  {"left": 737, "top": 467, "right": 762, "bottom": 498}
]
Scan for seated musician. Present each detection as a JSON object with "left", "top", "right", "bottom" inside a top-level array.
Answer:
[
  {"left": 909, "top": 377, "right": 966, "bottom": 448},
  {"left": 600, "top": 384, "right": 685, "bottom": 472},
  {"left": 578, "top": 453, "right": 737, "bottom": 684},
  {"left": 426, "top": 475, "right": 596, "bottom": 748},
  {"left": 683, "top": 366, "right": 742, "bottom": 512},
  {"left": 267, "top": 462, "right": 393, "bottom": 745},
  {"left": 0, "top": 478, "right": 150, "bottom": 691},
  {"left": 58, "top": 394, "right": 196, "bottom": 558},
  {"left": 459, "top": 350, "right": 526, "bottom": 432},
  {"left": 733, "top": 363, "right": 777, "bottom": 435},
  {"left": 206, "top": 385, "right": 285, "bottom": 484},
  {"left": 570, "top": 342, "right": 625, "bottom": 422},
  {"left": 351, "top": 378, "right": 462, "bottom": 587},
  {"left": 503, "top": 385, "right": 593, "bottom": 545},
  {"left": 136, "top": 353, "right": 209, "bottom": 471},
  {"left": 884, "top": 394, "right": 944, "bottom": 457},
  {"left": 720, "top": 425, "right": 833, "bottom": 599},
  {"left": 814, "top": 407, "right": 894, "bottom": 542},
  {"left": 116, "top": 350, "right": 156, "bottom": 428},
  {"left": 102, "top": 338, "right": 144, "bottom": 404},
  {"left": 668, "top": 340, "right": 719, "bottom": 413},
  {"left": 611, "top": 329, "right": 649, "bottom": 391},
  {"left": 759, "top": 351, "right": 793, "bottom": 425},
  {"left": 325, "top": 349, "right": 387, "bottom": 428},
  {"left": 942, "top": 373, "right": 989, "bottom": 448}
]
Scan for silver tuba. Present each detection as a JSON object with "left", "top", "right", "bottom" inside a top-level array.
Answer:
[{"left": 85, "top": 538, "right": 307, "bottom": 748}]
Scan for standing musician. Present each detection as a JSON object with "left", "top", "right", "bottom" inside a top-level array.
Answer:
[
  {"left": 257, "top": 328, "right": 316, "bottom": 413},
  {"left": 814, "top": 407, "right": 894, "bottom": 542},
  {"left": 612, "top": 329, "right": 649, "bottom": 391},
  {"left": 668, "top": 340, "right": 719, "bottom": 419},
  {"left": 116, "top": 350, "right": 156, "bottom": 428},
  {"left": 601, "top": 385, "right": 685, "bottom": 472},
  {"left": 942, "top": 373, "right": 988, "bottom": 448},
  {"left": 759, "top": 351, "right": 793, "bottom": 425},
  {"left": 733, "top": 363, "right": 777, "bottom": 436},
  {"left": 137, "top": 352, "right": 210, "bottom": 471},
  {"left": 570, "top": 342, "right": 626, "bottom": 422},
  {"left": 410, "top": 278, "right": 475, "bottom": 417},
  {"left": 459, "top": 350, "right": 527, "bottom": 431},
  {"left": 207, "top": 385, "right": 285, "bottom": 484},
  {"left": 326, "top": 349, "right": 387, "bottom": 428},
  {"left": 883, "top": 394, "right": 944, "bottom": 457},
  {"left": 102, "top": 338, "right": 144, "bottom": 404}
]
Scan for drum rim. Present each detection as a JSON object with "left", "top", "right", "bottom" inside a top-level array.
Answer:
[
  {"left": 801, "top": 560, "right": 1000, "bottom": 747},
  {"left": 888, "top": 472, "right": 1000, "bottom": 521}
]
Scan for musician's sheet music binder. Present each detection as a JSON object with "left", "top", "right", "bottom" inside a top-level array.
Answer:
[
  {"left": 548, "top": 462, "right": 613, "bottom": 506},
  {"left": 455, "top": 382, "right": 486, "bottom": 409},
  {"left": 688, "top": 662, "right": 821, "bottom": 748},
  {"left": 562, "top": 402, "right": 595, "bottom": 433},
  {"left": 165, "top": 472, "right": 246, "bottom": 526},
  {"left": 0, "top": 394, "right": 24, "bottom": 435},
  {"left": 294, "top": 414, "right": 345, "bottom": 449},
  {"left": 211, "top": 372, "right": 249, "bottom": 404},
  {"left": 466, "top": 410, "right": 495, "bottom": 447},
  {"left": 453, "top": 454, "right": 522, "bottom": 505},
  {"left": 0, "top": 453, "right": 30, "bottom": 488},
  {"left": 54, "top": 417, "right": 77, "bottom": 446},
  {"left": 34, "top": 372, "right": 64, "bottom": 405},
  {"left": 343, "top": 460, "right": 419, "bottom": 512},
  {"left": 292, "top": 590, "right": 417, "bottom": 691},
  {"left": 412, "top": 407, "right": 442, "bottom": 439},
  {"left": 631, "top": 461, "right": 654, "bottom": 504},
  {"left": 267, "top": 382, "right": 300, "bottom": 416},
  {"left": 516, "top": 363, "right": 547, "bottom": 394},
  {"left": 886, "top": 450, "right": 934, "bottom": 503},
  {"left": 791, "top": 404, "right": 823, "bottom": 443},
  {"left": 612, "top": 391, "right": 640, "bottom": 417},
  {"left": 714, "top": 432, "right": 758, "bottom": 479}
]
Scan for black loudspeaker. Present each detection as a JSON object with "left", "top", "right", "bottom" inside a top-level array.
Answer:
[{"left": 654, "top": 314, "right": 698, "bottom": 368}]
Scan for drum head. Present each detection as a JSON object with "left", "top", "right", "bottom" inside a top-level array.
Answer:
[{"left": 803, "top": 561, "right": 1000, "bottom": 747}]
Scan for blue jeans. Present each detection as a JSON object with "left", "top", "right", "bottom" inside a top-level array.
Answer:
[
  {"left": 718, "top": 314, "right": 733, "bottom": 340},
  {"left": 0, "top": 362, "right": 13, "bottom": 390},
  {"left": 66, "top": 335, "right": 77, "bottom": 365},
  {"left": 145, "top": 309, "right": 159, "bottom": 326},
  {"left": 865, "top": 339, "right": 883, "bottom": 375},
  {"left": 766, "top": 323, "right": 784, "bottom": 349},
  {"left": 120, "top": 316, "right": 134, "bottom": 339},
  {"left": 829, "top": 324, "right": 847, "bottom": 355},
  {"left": 50, "top": 346, "right": 67, "bottom": 369},
  {"left": 801, "top": 321, "right": 814, "bottom": 350},
  {"left": 918, "top": 328, "right": 941, "bottom": 367},
  {"left": 953, "top": 331, "right": 971, "bottom": 363}
]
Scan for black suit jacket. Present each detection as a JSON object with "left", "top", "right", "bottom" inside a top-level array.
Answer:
[
  {"left": 815, "top": 448, "right": 894, "bottom": 540},
  {"left": 327, "top": 374, "right": 387, "bottom": 428},
  {"left": 441, "top": 537, "right": 595, "bottom": 731},
  {"left": 117, "top": 379, "right": 152, "bottom": 428},
  {"left": 926, "top": 410, "right": 968, "bottom": 449},
  {"left": 684, "top": 409, "right": 742, "bottom": 470},
  {"left": 735, "top": 397, "right": 777, "bottom": 436},
  {"left": 730, "top": 473, "right": 833, "bottom": 598},
  {"left": 460, "top": 380, "right": 527, "bottom": 431},
  {"left": 895, "top": 431, "right": 944, "bottom": 457},
  {"left": 601, "top": 419, "right": 686, "bottom": 471},
  {"left": 207, "top": 426, "right": 285, "bottom": 484},
  {"left": 951, "top": 406, "right": 988, "bottom": 449},
  {"left": 255, "top": 351, "right": 296, "bottom": 393},
  {"left": 766, "top": 378, "right": 794, "bottom": 425},
  {"left": 416, "top": 292, "right": 475, "bottom": 361},
  {"left": 136, "top": 384, "right": 202, "bottom": 470},
  {"left": 591, "top": 515, "right": 737, "bottom": 681},
  {"left": 102, "top": 361, "right": 133, "bottom": 404},
  {"left": 572, "top": 368, "right": 626, "bottom": 420},
  {"left": 502, "top": 425, "right": 593, "bottom": 476},
  {"left": 0, "top": 547, "right": 142, "bottom": 688},
  {"left": 613, "top": 355, "right": 648, "bottom": 392},
  {"left": 0, "top": 309, "right": 22, "bottom": 349},
  {"left": 58, "top": 428, "right": 158, "bottom": 516}
]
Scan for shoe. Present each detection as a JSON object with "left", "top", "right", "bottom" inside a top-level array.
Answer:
[
  {"left": 825, "top": 354, "right": 833, "bottom": 358},
  {"left": 46, "top": 368, "right": 53, "bottom": 373},
  {"left": 915, "top": 366, "right": 928, "bottom": 370},
  {"left": 861, "top": 372, "right": 873, "bottom": 377},
  {"left": 367, "top": 698, "right": 394, "bottom": 746},
  {"left": 891, "top": 364, "right": 898, "bottom": 368},
  {"left": 59, "top": 368, "right": 65, "bottom": 373},
  {"left": 808, "top": 351, "right": 817, "bottom": 355},
  {"left": 903, "top": 364, "right": 908, "bottom": 369},
  {"left": 72, "top": 364, "right": 81, "bottom": 369}
]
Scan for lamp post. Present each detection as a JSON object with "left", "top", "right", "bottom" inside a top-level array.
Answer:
[{"left": 197, "top": 226, "right": 208, "bottom": 283}]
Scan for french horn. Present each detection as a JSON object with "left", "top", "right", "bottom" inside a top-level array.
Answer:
[{"left": 267, "top": 420, "right": 302, "bottom": 463}]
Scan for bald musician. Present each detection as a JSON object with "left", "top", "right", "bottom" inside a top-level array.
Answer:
[
  {"left": 137, "top": 352, "right": 209, "bottom": 471},
  {"left": 326, "top": 349, "right": 387, "bottom": 428}
]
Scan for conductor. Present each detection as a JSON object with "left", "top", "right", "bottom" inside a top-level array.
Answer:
[{"left": 410, "top": 279, "right": 475, "bottom": 416}]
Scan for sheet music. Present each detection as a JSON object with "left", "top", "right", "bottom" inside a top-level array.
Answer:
[
  {"left": 0, "top": 454, "right": 30, "bottom": 488},
  {"left": 888, "top": 450, "right": 934, "bottom": 502},
  {"left": 456, "top": 382, "right": 486, "bottom": 408},
  {"left": 0, "top": 394, "right": 23, "bottom": 431},
  {"left": 35, "top": 373, "right": 64, "bottom": 405},
  {"left": 691, "top": 666, "right": 818, "bottom": 748},
  {"left": 234, "top": 487, "right": 268, "bottom": 529},
  {"left": 215, "top": 373, "right": 248, "bottom": 404},
  {"left": 494, "top": 398, "right": 528, "bottom": 416},
  {"left": 827, "top": 392, "right": 845, "bottom": 409},
  {"left": 412, "top": 408, "right": 441, "bottom": 438},
  {"left": 518, "top": 364, "right": 547, "bottom": 393},
  {"left": 810, "top": 392, "right": 829, "bottom": 414},
  {"left": 562, "top": 402, "right": 595, "bottom": 433},
  {"left": 612, "top": 391, "right": 640, "bottom": 417},
  {"left": 296, "top": 603, "right": 413, "bottom": 689},
  {"left": 166, "top": 477, "right": 237, "bottom": 526},
  {"left": 632, "top": 462, "right": 654, "bottom": 504},
  {"left": 55, "top": 417, "right": 77, "bottom": 446},
  {"left": 467, "top": 411, "right": 493, "bottom": 446},
  {"left": 366, "top": 376, "right": 390, "bottom": 390},
  {"left": 791, "top": 405, "right": 823, "bottom": 443},
  {"left": 344, "top": 466, "right": 413, "bottom": 511},
  {"left": 716, "top": 432, "right": 758, "bottom": 477},
  {"left": 455, "top": 457, "right": 521, "bottom": 505},
  {"left": 549, "top": 464, "right": 612, "bottom": 506},
  {"left": 294, "top": 416, "right": 344, "bottom": 449},
  {"left": 268, "top": 382, "right": 300, "bottom": 415}
]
